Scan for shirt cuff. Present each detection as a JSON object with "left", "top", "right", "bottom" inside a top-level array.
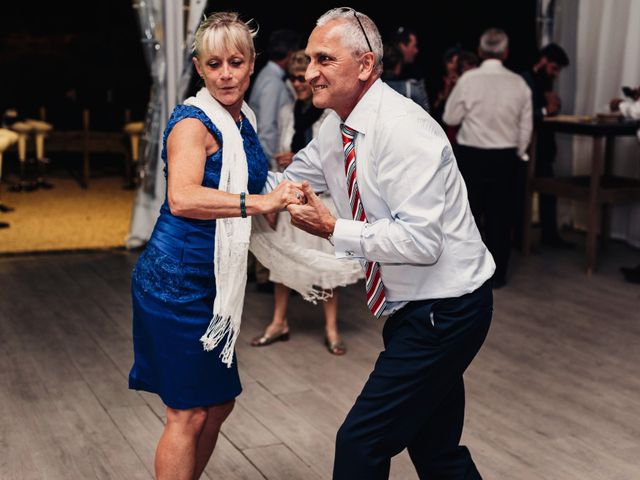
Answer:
[
  {"left": 333, "top": 218, "right": 365, "bottom": 259},
  {"left": 519, "top": 151, "right": 530, "bottom": 161}
]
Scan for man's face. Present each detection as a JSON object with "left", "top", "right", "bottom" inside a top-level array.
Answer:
[
  {"left": 305, "top": 20, "right": 371, "bottom": 119},
  {"left": 400, "top": 34, "right": 419, "bottom": 64},
  {"left": 543, "top": 60, "right": 562, "bottom": 79}
]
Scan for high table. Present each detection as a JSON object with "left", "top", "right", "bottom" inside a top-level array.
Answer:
[{"left": 523, "top": 116, "right": 640, "bottom": 274}]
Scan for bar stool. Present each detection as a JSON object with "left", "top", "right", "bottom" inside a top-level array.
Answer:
[
  {"left": 26, "top": 119, "right": 54, "bottom": 189},
  {"left": 10, "top": 121, "right": 34, "bottom": 191},
  {"left": 0, "top": 128, "right": 19, "bottom": 228},
  {"left": 123, "top": 121, "right": 144, "bottom": 189}
]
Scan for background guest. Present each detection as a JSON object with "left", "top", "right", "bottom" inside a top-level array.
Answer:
[
  {"left": 444, "top": 28, "right": 533, "bottom": 288},
  {"left": 520, "top": 43, "right": 572, "bottom": 248},
  {"left": 251, "top": 50, "right": 362, "bottom": 355}
]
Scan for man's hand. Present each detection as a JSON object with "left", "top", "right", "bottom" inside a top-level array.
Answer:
[
  {"left": 287, "top": 182, "right": 336, "bottom": 238},
  {"left": 544, "top": 91, "right": 561, "bottom": 116}
]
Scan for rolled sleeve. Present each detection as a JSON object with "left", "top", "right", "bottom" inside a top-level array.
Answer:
[
  {"left": 333, "top": 219, "right": 365, "bottom": 259},
  {"left": 442, "top": 80, "right": 466, "bottom": 126}
]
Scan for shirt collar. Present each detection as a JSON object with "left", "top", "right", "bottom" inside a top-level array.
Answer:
[
  {"left": 343, "top": 79, "right": 383, "bottom": 135},
  {"left": 480, "top": 58, "right": 504, "bottom": 69}
]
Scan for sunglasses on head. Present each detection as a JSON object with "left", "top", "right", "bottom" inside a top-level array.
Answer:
[
  {"left": 337, "top": 7, "right": 373, "bottom": 52},
  {"left": 288, "top": 74, "right": 307, "bottom": 83}
]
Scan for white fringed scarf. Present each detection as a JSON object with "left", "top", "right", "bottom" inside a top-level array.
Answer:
[{"left": 184, "top": 88, "right": 362, "bottom": 367}]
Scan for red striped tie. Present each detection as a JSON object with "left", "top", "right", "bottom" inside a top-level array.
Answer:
[{"left": 341, "top": 124, "right": 387, "bottom": 318}]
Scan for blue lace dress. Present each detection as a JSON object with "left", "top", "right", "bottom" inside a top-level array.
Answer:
[{"left": 129, "top": 105, "right": 268, "bottom": 409}]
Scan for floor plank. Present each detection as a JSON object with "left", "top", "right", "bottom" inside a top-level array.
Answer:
[{"left": 0, "top": 238, "right": 639, "bottom": 479}]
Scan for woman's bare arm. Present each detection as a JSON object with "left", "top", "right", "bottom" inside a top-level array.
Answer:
[{"left": 167, "top": 119, "right": 303, "bottom": 220}]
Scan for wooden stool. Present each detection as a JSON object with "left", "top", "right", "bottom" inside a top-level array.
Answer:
[
  {"left": 25, "top": 119, "right": 53, "bottom": 162},
  {"left": 9, "top": 121, "right": 33, "bottom": 191},
  {"left": 25, "top": 119, "right": 54, "bottom": 189},
  {"left": 0, "top": 128, "right": 19, "bottom": 228},
  {"left": 123, "top": 121, "right": 144, "bottom": 188}
]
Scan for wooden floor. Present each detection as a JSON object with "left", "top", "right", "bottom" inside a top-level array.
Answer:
[{"left": 0, "top": 241, "right": 639, "bottom": 479}]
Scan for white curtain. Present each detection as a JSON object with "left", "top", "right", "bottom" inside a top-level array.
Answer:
[
  {"left": 571, "top": 0, "right": 640, "bottom": 246},
  {"left": 126, "top": 0, "right": 206, "bottom": 248}
]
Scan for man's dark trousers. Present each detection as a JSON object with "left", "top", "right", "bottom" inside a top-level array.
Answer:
[
  {"left": 333, "top": 282, "right": 492, "bottom": 479},
  {"left": 456, "top": 145, "right": 519, "bottom": 284}
]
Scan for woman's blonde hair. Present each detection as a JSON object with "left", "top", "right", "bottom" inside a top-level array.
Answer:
[
  {"left": 193, "top": 12, "right": 257, "bottom": 59},
  {"left": 287, "top": 50, "right": 309, "bottom": 73}
]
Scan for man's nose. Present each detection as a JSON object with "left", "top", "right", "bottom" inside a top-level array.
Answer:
[{"left": 305, "top": 64, "right": 318, "bottom": 82}]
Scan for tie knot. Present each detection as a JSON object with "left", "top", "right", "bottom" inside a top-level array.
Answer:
[{"left": 341, "top": 123, "right": 356, "bottom": 146}]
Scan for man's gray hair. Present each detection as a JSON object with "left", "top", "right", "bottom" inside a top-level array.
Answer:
[
  {"left": 317, "top": 7, "right": 383, "bottom": 75},
  {"left": 479, "top": 28, "right": 509, "bottom": 57}
]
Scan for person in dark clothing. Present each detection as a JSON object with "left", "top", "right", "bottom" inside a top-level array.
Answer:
[
  {"left": 391, "top": 26, "right": 420, "bottom": 79},
  {"left": 381, "top": 43, "right": 430, "bottom": 112},
  {"left": 520, "top": 43, "right": 573, "bottom": 248}
]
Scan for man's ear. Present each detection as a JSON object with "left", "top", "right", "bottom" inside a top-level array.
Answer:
[{"left": 358, "top": 51, "right": 376, "bottom": 81}]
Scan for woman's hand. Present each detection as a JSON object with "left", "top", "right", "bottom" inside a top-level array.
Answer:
[{"left": 264, "top": 180, "right": 306, "bottom": 213}]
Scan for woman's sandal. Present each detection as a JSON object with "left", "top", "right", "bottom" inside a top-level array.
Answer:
[
  {"left": 251, "top": 327, "right": 290, "bottom": 347},
  {"left": 324, "top": 336, "right": 347, "bottom": 356}
]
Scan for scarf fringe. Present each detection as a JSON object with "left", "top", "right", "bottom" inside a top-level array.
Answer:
[{"left": 200, "top": 313, "right": 238, "bottom": 368}]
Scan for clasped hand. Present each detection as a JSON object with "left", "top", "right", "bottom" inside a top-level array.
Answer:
[
  {"left": 287, "top": 181, "right": 336, "bottom": 239},
  {"left": 269, "top": 179, "right": 307, "bottom": 211}
]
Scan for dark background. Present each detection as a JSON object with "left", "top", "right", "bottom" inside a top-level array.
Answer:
[{"left": 0, "top": 1, "right": 537, "bottom": 128}]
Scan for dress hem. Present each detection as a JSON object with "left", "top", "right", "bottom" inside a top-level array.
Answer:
[{"left": 129, "top": 374, "right": 242, "bottom": 410}]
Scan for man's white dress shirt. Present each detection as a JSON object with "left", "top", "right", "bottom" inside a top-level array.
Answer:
[
  {"left": 265, "top": 80, "right": 495, "bottom": 307},
  {"left": 443, "top": 59, "right": 533, "bottom": 160}
]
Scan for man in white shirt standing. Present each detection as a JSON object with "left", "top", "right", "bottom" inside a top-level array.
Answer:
[
  {"left": 265, "top": 7, "right": 495, "bottom": 479},
  {"left": 443, "top": 28, "right": 532, "bottom": 289}
]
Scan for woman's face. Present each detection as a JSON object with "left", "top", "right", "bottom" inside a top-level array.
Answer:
[
  {"left": 289, "top": 67, "right": 312, "bottom": 102},
  {"left": 193, "top": 49, "right": 254, "bottom": 114},
  {"left": 446, "top": 54, "right": 459, "bottom": 75}
]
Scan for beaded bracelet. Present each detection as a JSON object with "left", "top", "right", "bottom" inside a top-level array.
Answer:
[{"left": 240, "top": 191, "right": 247, "bottom": 218}]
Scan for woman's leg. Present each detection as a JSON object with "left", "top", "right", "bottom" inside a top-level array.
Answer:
[
  {"left": 193, "top": 400, "right": 235, "bottom": 479},
  {"left": 251, "top": 283, "right": 290, "bottom": 346},
  {"left": 324, "top": 290, "right": 346, "bottom": 354},
  {"left": 270, "top": 282, "right": 290, "bottom": 332},
  {"left": 155, "top": 406, "right": 208, "bottom": 480},
  {"left": 324, "top": 290, "right": 339, "bottom": 342}
]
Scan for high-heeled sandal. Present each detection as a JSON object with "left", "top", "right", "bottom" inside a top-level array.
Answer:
[
  {"left": 250, "top": 327, "right": 290, "bottom": 347},
  {"left": 324, "top": 336, "right": 347, "bottom": 356}
]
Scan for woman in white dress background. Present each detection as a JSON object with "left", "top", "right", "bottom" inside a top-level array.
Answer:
[{"left": 251, "top": 50, "right": 362, "bottom": 355}]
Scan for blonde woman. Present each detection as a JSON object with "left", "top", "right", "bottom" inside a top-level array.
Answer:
[{"left": 128, "top": 13, "right": 304, "bottom": 479}]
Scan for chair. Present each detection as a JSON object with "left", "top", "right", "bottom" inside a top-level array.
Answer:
[
  {"left": 0, "top": 128, "right": 19, "bottom": 228},
  {"left": 123, "top": 121, "right": 144, "bottom": 188}
]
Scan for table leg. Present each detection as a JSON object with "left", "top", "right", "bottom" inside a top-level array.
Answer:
[
  {"left": 586, "top": 136, "right": 604, "bottom": 275},
  {"left": 523, "top": 133, "right": 537, "bottom": 255},
  {"left": 600, "top": 136, "right": 615, "bottom": 250}
]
